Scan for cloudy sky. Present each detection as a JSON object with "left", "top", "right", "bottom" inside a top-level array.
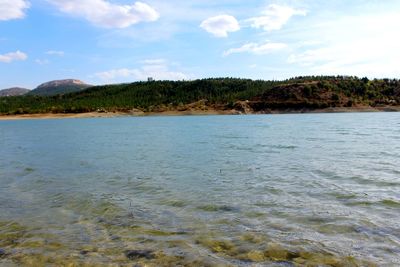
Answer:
[{"left": 1, "top": 0, "right": 400, "bottom": 88}]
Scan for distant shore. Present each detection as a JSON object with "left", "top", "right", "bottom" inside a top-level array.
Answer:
[
  {"left": 1, "top": 106, "right": 399, "bottom": 121},
  {"left": 0, "top": 110, "right": 230, "bottom": 120}
]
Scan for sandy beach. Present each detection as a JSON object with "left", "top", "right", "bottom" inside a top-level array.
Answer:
[
  {"left": 0, "top": 110, "right": 237, "bottom": 120},
  {"left": 0, "top": 112, "right": 126, "bottom": 120},
  {"left": 0, "top": 106, "right": 399, "bottom": 121}
]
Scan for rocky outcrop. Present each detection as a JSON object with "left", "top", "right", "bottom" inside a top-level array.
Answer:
[{"left": 233, "top": 100, "right": 253, "bottom": 114}]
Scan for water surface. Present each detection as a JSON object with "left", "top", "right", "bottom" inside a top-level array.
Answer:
[{"left": 1, "top": 113, "right": 399, "bottom": 266}]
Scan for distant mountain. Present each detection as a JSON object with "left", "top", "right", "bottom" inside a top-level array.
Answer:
[
  {"left": 0, "top": 87, "right": 30, "bottom": 97},
  {"left": 28, "top": 79, "right": 92, "bottom": 96}
]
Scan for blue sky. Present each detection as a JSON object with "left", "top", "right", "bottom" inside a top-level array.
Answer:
[{"left": 1, "top": 0, "right": 400, "bottom": 89}]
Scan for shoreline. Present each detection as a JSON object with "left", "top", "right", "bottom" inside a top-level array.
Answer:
[{"left": 0, "top": 106, "right": 399, "bottom": 121}]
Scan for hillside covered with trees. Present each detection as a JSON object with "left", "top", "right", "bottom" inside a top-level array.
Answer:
[{"left": 1, "top": 76, "right": 399, "bottom": 115}]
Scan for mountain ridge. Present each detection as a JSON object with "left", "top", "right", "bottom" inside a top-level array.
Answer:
[
  {"left": 0, "top": 87, "right": 30, "bottom": 97},
  {"left": 27, "top": 79, "right": 92, "bottom": 96}
]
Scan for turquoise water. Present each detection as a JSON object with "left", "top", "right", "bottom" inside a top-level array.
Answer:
[{"left": 0, "top": 113, "right": 399, "bottom": 266}]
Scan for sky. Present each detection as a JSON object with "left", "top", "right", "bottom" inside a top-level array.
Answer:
[{"left": 1, "top": 0, "right": 400, "bottom": 89}]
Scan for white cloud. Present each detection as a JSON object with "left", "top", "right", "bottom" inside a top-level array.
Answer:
[
  {"left": 247, "top": 4, "right": 306, "bottom": 32},
  {"left": 288, "top": 48, "right": 333, "bottom": 66},
  {"left": 35, "top": 59, "right": 50, "bottom": 65},
  {"left": 94, "top": 60, "right": 187, "bottom": 83},
  {"left": 48, "top": 0, "right": 159, "bottom": 28},
  {"left": 200, "top": 15, "right": 240, "bottom": 38},
  {"left": 140, "top": 58, "right": 165, "bottom": 65},
  {"left": 0, "top": 50, "right": 28, "bottom": 63},
  {"left": 287, "top": 13, "right": 400, "bottom": 77},
  {"left": 199, "top": 5, "right": 305, "bottom": 38},
  {"left": 46, "top": 50, "right": 64, "bottom": 56},
  {"left": 224, "top": 41, "right": 287, "bottom": 56},
  {"left": 0, "top": 0, "right": 30, "bottom": 21}
]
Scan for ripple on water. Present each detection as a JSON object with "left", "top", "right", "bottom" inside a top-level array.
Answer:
[
  {"left": 379, "top": 199, "right": 400, "bottom": 208},
  {"left": 380, "top": 151, "right": 400, "bottom": 157},
  {"left": 274, "top": 144, "right": 298, "bottom": 149},
  {"left": 317, "top": 223, "right": 357, "bottom": 235},
  {"left": 196, "top": 204, "right": 240, "bottom": 212},
  {"left": 345, "top": 199, "right": 400, "bottom": 209},
  {"left": 226, "top": 144, "right": 255, "bottom": 152},
  {"left": 158, "top": 199, "right": 188, "bottom": 208},
  {"left": 329, "top": 192, "right": 359, "bottom": 200},
  {"left": 23, "top": 167, "right": 35, "bottom": 173},
  {"left": 352, "top": 225, "right": 400, "bottom": 243},
  {"left": 349, "top": 175, "right": 400, "bottom": 187}
]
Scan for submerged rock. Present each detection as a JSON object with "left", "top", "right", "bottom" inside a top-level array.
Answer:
[
  {"left": 0, "top": 248, "right": 6, "bottom": 258},
  {"left": 125, "top": 249, "right": 155, "bottom": 260},
  {"left": 196, "top": 238, "right": 237, "bottom": 255},
  {"left": 246, "top": 250, "right": 266, "bottom": 262},
  {"left": 266, "top": 243, "right": 291, "bottom": 261},
  {"left": 80, "top": 250, "right": 90, "bottom": 255}
]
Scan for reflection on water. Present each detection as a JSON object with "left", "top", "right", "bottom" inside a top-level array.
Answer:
[{"left": 0, "top": 113, "right": 399, "bottom": 266}]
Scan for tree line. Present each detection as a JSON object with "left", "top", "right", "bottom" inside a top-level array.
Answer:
[{"left": 1, "top": 77, "right": 399, "bottom": 114}]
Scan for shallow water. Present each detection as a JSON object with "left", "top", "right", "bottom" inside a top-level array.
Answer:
[{"left": 0, "top": 113, "right": 399, "bottom": 266}]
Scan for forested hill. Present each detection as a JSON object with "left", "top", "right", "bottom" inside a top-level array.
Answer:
[{"left": 1, "top": 76, "right": 399, "bottom": 115}]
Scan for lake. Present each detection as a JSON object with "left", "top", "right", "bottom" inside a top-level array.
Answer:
[{"left": 0, "top": 113, "right": 399, "bottom": 266}]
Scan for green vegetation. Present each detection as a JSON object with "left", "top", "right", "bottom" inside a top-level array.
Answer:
[{"left": 1, "top": 76, "right": 399, "bottom": 115}]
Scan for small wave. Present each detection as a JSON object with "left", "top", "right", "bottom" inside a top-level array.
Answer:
[
  {"left": 196, "top": 204, "right": 240, "bottom": 212},
  {"left": 349, "top": 175, "right": 400, "bottom": 187},
  {"left": 254, "top": 202, "right": 276, "bottom": 208},
  {"left": 330, "top": 192, "right": 358, "bottom": 200},
  {"left": 226, "top": 144, "right": 254, "bottom": 151},
  {"left": 374, "top": 180, "right": 400, "bottom": 187},
  {"left": 380, "top": 199, "right": 400, "bottom": 208},
  {"left": 214, "top": 135, "right": 248, "bottom": 140},
  {"left": 24, "top": 167, "right": 35, "bottom": 173},
  {"left": 158, "top": 199, "right": 187, "bottom": 208},
  {"left": 380, "top": 151, "right": 400, "bottom": 157},
  {"left": 306, "top": 137, "right": 324, "bottom": 141},
  {"left": 271, "top": 144, "right": 298, "bottom": 150},
  {"left": 346, "top": 200, "right": 374, "bottom": 207},
  {"left": 337, "top": 132, "right": 350, "bottom": 135},
  {"left": 353, "top": 133, "right": 372, "bottom": 136},
  {"left": 346, "top": 199, "right": 400, "bottom": 208},
  {"left": 317, "top": 223, "right": 355, "bottom": 234},
  {"left": 311, "top": 169, "right": 341, "bottom": 180},
  {"left": 354, "top": 225, "right": 399, "bottom": 238}
]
